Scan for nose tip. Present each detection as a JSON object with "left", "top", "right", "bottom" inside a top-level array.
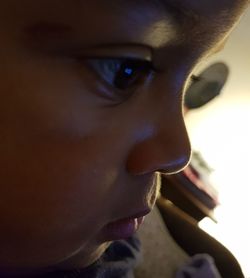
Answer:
[
  {"left": 158, "top": 153, "right": 191, "bottom": 175},
  {"left": 126, "top": 132, "right": 191, "bottom": 175}
]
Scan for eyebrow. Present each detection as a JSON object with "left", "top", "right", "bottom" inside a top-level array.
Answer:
[{"left": 76, "top": 0, "right": 200, "bottom": 25}]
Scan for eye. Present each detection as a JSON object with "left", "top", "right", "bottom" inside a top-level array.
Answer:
[{"left": 85, "top": 58, "right": 154, "bottom": 97}]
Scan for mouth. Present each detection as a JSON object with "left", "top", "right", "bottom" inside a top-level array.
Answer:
[
  {"left": 99, "top": 173, "right": 160, "bottom": 242},
  {"left": 100, "top": 209, "right": 150, "bottom": 241}
]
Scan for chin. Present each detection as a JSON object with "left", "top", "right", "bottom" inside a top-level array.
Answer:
[
  {"left": 0, "top": 242, "right": 111, "bottom": 277},
  {"left": 53, "top": 241, "right": 111, "bottom": 271}
]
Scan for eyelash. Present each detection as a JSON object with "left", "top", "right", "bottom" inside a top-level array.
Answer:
[{"left": 84, "top": 58, "right": 155, "bottom": 100}]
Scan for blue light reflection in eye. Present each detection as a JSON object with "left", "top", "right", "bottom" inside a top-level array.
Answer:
[{"left": 124, "top": 68, "right": 133, "bottom": 76}]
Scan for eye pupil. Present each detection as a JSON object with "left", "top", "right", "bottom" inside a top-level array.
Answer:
[
  {"left": 114, "top": 63, "right": 138, "bottom": 90},
  {"left": 124, "top": 68, "right": 133, "bottom": 76},
  {"left": 114, "top": 60, "right": 150, "bottom": 90}
]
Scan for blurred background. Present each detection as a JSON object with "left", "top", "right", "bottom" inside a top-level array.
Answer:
[{"left": 184, "top": 7, "right": 250, "bottom": 277}]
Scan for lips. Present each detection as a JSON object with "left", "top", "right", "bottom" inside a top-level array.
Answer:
[{"left": 101, "top": 209, "right": 150, "bottom": 241}]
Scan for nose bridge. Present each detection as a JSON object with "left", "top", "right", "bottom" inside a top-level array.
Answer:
[
  {"left": 158, "top": 107, "right": 191, "bottom": 171},
  {"left": 126, "top": 85, "right": 191, "bottom": 175}
]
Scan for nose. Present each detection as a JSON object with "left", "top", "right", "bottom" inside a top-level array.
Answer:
[{"left": 126, "top": 104, "right": 191, "bottom": 176}]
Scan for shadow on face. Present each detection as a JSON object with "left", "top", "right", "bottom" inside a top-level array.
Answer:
[{"left": 0, "top": 0, "right": 248, "bottom": 276}]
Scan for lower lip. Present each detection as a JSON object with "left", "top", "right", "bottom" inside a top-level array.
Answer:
[{"left": 102, "top": 216, "right": 145, "bottom": 241}]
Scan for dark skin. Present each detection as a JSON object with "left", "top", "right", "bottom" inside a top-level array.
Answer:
[{"left": 0, "top": 0, "right": 248, "bottom": 276}]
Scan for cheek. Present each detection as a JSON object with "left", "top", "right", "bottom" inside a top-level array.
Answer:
[
  {"left": 0, "top": 52, "right": 133, "bottom": 266},
  {"left": 0, "top": 58, "right": 98, "bottom": 137},
  {"left": 0, "top": 54, "right": 122, "bottom": 235},
  {"left": 0, "top": 137, "right": 118, "bottom": 267},
  {"left": 0, "top": 138, "right": 115, "bottom": 226}
]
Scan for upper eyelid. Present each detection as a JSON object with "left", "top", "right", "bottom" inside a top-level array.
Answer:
[
  {"left": 69, "top": 45, "right": 153, "bottom": 62},
  {"left": 39, "top": 42, "right": 157, "bottom": 69}
]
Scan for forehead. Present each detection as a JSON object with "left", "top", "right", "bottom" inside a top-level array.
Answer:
[
  {"left": 90, "top": 0, "right": 247, "bottom": 25},
  {"left": 2, "top": 0, "right": 245, "bottom": 25},
  {"left": 0, "top": 0, "right": 247, "bottom": 52}
]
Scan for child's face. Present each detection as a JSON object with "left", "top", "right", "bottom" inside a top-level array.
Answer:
[{"left": 0, "top": 0, "right": 248, "bottom": 275}]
